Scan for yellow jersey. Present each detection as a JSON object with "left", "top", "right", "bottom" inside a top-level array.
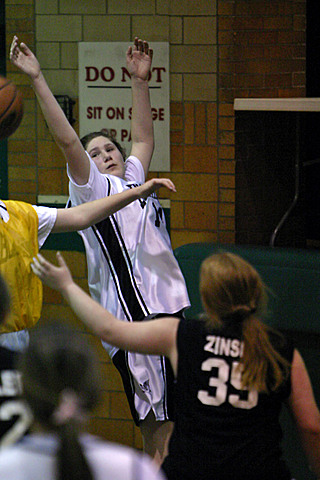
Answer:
[{"left": 0, "top": 200, "right": 42, "bottom": 333}]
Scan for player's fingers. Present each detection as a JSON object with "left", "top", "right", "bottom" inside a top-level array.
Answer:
[
  {"left": 168, "top": 180, "right": 176, "bottom": 191},
  {"left": 31, "top": 262, "right": 41, "bottom": 277},
  {"left": 20, "top": 42, "right": 32, "bottom": 56},
  {"left": 36, "top": 253, "right": 53, "bottom": 273},
  {"left": 9, "top": 37, "right": 19, "bottom": 58},
  {"left": 137, "top": 38, "right": 143, "bottom": 53},
  {"left": 153, "top": 178, "right": 176, "bottom": 192},
  {"left": 36, "top": 253, "right": 47, "bottom": 265},
  {"left": 56, "top": 251, "right": 67, "bottom": 268},
  {"left": 143, "top": 41, "right": 149, "bottom": 54},
  {"left": 162, "top": 179, "right": 176, "bottom": 191},
  {"left": 31, "top": 256, "right": 43, "bottom": 276}
]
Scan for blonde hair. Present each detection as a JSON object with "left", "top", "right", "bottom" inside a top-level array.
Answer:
[{"left": 200, "top": 252, "right": 290, "bottom": 393}]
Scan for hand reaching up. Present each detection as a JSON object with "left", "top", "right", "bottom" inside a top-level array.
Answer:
[
  {"left": 10, "top": 35, "right": 41, "bottom": 80},
  {"left": 126, "top": 37, "right": 153, "bottom": 82},
  {"left": 31, "top": 252, "right": 73, "bottom": 292}
]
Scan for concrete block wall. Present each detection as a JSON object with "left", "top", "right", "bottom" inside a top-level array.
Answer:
[
  {"left": 6, "top": 0, "right": 225, "bottom": 248},
  {"left": 5, "top": 0, "right": 306, "bottom": 450}
]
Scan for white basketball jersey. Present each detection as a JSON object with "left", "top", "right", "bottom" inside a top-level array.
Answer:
[{"left": 68, "top": 155, "right": 190, "bottom": 358}]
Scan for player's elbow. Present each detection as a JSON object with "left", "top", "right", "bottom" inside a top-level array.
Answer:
[
  {"left": 297, "top": 414, "right": 320, "bottom": 435},
  {"left": 58, "top": 133, "right": 79, "bottom": 152}
]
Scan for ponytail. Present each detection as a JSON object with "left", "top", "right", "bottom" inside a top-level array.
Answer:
[
  {"left": 240, "top": 316, "right": 290, "bottom": 392},
  {"left": 56, "top": 423, "right": 93, "bottom": 480},
  {"left": 200, "top": 252, "right": 290, "bottom": 393},
  {"left": 19, "top": 321, "right": 101, "bottom": 480}
]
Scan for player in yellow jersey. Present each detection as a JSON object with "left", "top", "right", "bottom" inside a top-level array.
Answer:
[{"left": 0, "top": 177, "right": 175, "bottom": 351}]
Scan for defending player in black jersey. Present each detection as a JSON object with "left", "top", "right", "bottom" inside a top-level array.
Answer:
[{"left": 32, "top": 251, "right": 320, "bottom": 480}]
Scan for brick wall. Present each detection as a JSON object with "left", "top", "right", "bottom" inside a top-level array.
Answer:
[
  {"left": 217, "top": 0, "right": 306, "bottom": 245},
  {"left": 5, "top": 0, "right": 307, "bottom": 449}
]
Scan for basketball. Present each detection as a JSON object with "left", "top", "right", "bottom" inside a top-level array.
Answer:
[{"left": 0, "top": 76, "right": 23, "bottom": 140}]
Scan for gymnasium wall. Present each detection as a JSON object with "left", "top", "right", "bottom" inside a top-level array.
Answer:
[{"left": 4, "top": 0, "right": 307, "bottom": 450}]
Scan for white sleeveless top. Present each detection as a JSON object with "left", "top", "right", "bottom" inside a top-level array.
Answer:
[{"left": 68, "top": 154, "right": 190, "bottom": 358}]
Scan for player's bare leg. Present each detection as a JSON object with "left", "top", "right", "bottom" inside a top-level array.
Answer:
[{"left": 139, "top": 411, "right": 173, "bottom": 467}]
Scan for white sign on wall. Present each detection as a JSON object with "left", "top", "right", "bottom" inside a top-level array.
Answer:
[{"left": 78, "top": 42, "right": 170, "bottom": 171}]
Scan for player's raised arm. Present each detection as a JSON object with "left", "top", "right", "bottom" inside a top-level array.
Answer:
[
  {"left": 10, "top": 36, "right": 90, "bottom": 185},
  {"left": 52, "top": 177, "right": 176, "bottom": 233},
  {"left": 31, "top": 252, "right": 179, "bottom": 373},
  {"left": 127, "top": 37, "right": 154, "bottom": 177}
]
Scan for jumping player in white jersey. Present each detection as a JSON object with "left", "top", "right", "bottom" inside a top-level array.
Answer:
[
  {"left": 32, "top": 251, "right": 320, "bottom": 480},
  {"left": 11, "top": 35, "right": 190, "bottom": 464}
]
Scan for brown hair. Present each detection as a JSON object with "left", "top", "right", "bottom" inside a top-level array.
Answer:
[
  {"left": 19, "top": 320, "right": 102, "bottom": 480},
  {"left": 80, "top": 129, "right": 126, "bottom": 161},
  {"left": 199, "top": 252, "right": 290, "bottom": 393}
]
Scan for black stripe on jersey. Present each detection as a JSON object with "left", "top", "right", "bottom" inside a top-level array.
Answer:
[
  {"left": 160, "top": 355, "right": 169, "bottom": 418},
  {"left": 112, "top": 350, "right": 139, "bottom": 425},
  {"left": 91, "top": 180, "right": 150, "bottom": 322},
  {"left": 110, "top": 214, "right": 151, "bottom": 314},
  {"left": 92, "top": 218, "right": 148, "bottom": 321}
]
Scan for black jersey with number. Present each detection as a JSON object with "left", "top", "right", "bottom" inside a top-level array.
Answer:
[
  {"left": 0, "top": 346, "right": 32, "bottom": 448},
  {"left": 162, "top": 318, "right": 294, "bottom": 480}
]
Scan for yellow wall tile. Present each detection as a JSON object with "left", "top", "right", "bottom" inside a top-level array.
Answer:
[
  {"left": 35, "top": 0, "right": 58, "bottom": 14},
  {"left": 184, "top": 145, "right": 218, "bottom": 173},
  {"left": 36, "top": 42, "right": 60, "bottom": 69},
  {"left": 110, "top": 392, "right": 133, "bottom": 420},
  {"left": 132, "top": 15, "right": 169, "bottom": 40},
  {"left": 41, "top": 69, "right": 78, "bottom": 97},
  {"left": 170, "top": 45, "right": 217, "bottom": 73},
  {"left": 36, "top": 15, "right": 82, "bottom": 42},
  {"left": 8, "top": 166, "right": 36, "bottom": 181},
  {"left": 185, "top": 202, "right": 218, "bottom": 230},
  {"left": 59, "top": 0, "right": 106, "bottom": 14},
  {"left": 170, "top": 173, "right": 218, "bottom": 201},
  {"left": 87, "top": 418, "right": 135, "bottom": 446},
  {"left": 6, "top": 4, "right": 34, "bottom": 18},
  {"left": 184, "top": 16, "right": 217, "bottom": 44},
  {"left": 108, "top": 0, "right": 155, "bottom": 15},
  {"left": 219, "top": 202, "right": 235, "bottom": 217},
  {"left": 170, "top": 16, "right": 182, "bottom": 43},
  {"left": 170, "top": 73, "right": 183, "bottom": 101},
  {"left": 184, "top": 74, "right": 217, "bottom": 101},
  {"left": 157, "top": 0, "right": 216, "bottom": 16},
  {"left": 219, "top": 174, "right": 235, "bottom": 188},
  {"left": 170, "top": 200, "right": 184, "bottom": 228},
  {"left": 83, "top": 16, "right": 130, "bottom": 42}
]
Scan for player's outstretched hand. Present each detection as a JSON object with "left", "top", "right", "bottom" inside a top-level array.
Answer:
[
  {"left": 31, "top": 252, "right": 73, "bottom": 292},
  {"left": 10, "top": 35, "right": 41, "bottom": 80},
  {"left": 138, "top": 177, "right": 176, "bottom": 199},
  {"left": 126, "top": 37, "right": 153, "bottom": 81}
]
